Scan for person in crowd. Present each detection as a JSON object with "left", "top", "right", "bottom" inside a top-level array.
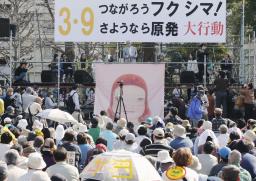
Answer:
[
  {"left": 44, "top": 92, "right": 57, "bottom": 109},
  {"left": 77, "top": 132, "right": 93, "bottom": 171},
  {"left": 91, "top": 53, "right": 103, "bottom": 81},
  {"left": 3, "top": 87, "right": 14, "bottom": 109},
  {"left": 122, "top": 133, "right": 138, "bottom": 152},
  {"left": 12, "top": 87, "right": 23, "bottom": 114},
  {"left": 187, "top": 53, "right": 199, "bottom": 74},
  {"left": 220, "top": 54, "right": 233, "bottom": 79},
  {"left": 207, "top": 89, "right": 215, "bottom": 121},
  {"left": 162, "top": 148, "right": 199, "bottom": 181},
  {"left": 197, "top": 141, "right": 218, "bottom": 175},
  {"left": 14, "top": 62, "right": 29, "bottom": 83},
  {"left": 4, "top": 149, "right": 27, "bottom": 181},
  {"left": 0, "top": 132, "right": 13, "bottom": 161},
  {"left": 60, "top": 131, "right": 81, "bottom": 169},
  {"left": 209, "top": 146, "right": 231, "bottom": 176},
  {"left": 61, "top": 54, "right": 73, "bottom": 82},
  {"left": 172, "top": 86, "right": 182, "bottom": 98},
  {"left": 86, "top": 138, "right": 108, "bottom": 165},
  {"left": 197, "top": 44, "right": 209, "bottom": 83},
  {"left": 187, "top": 86, "right": 206, "bottom": 127},
  {"left": 155, "top": 150, "right": 174, "bottom": 175},
  {"left": 164, "top": 107, "right": 182, "bottom": 125},
  {"left": 135, "top": 125, "right": 149, "bottom": 146},
  {"left": 123, "top": 41, "right": 137, "bottom": 63},
  {"left": 141, "top": 128, "right": 173, "bottom": 157},
  {"left": 41, "top": 138, "right": 56, "bottom": 171},
  {"left": 33, "top": 136, "right": 44, "bottom": 152},
  {"left": 214, "top": 71, "right": 229, "bottom": 117},
  {"left": 19, "top": 152, "right": 47, "bottom": 180},
  {"left": 113, "top": 118, "right": 127, "bottom": 135},
  {"left": 0, "top": 165, "right": 7, "bottom": 181},
  {"left": 240, "top": 83, "right": 254, "bottom": 121},
  {"left": 1, "top": 106, "right": 16, "bottom": 123},
  {"left": 228, "top": 150, "right": 252, "bottom": 181},
  {"left": 0, "top": 92, "right": 4, "bottom": 115},
  {"left": 67, "top": 84, "right": 80, "bottom": 113},
  {"left": 221, "top": 165, "right": 240, "bottom": 181},
  {"left": 25, "top": 97, "right": 43, "bottom": 129},
  {"left": 100, "top": 122, "right": 117, "bottom": 151},
  {"left": 170, "top": 125, "right": 193, "bottom": 150},
  {"left": 236, "top": 140, "right": 256, "bottom": 179},
  {"left": 217, "top": 125, "right": 229, "bottom": 148},
  {"left": 46, "top": 147, "right": 79, "bottom": 181},
  {"left": 88, "top": 117, "right": 101, "bottom": 143},
  {"left": 21, "top": 87, "right": 36, "bottom": 110},
  {"left": 10, "top": 144, "right": 28, "bottom": 169},
  {"left": 211, "top": 108, "right": 227, "bottom": 133},
  {"left": 113, "top": 128, "right": 129, "bottom": 150}
]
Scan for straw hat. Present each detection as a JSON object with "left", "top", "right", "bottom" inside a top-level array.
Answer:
[
  {"left": 117, "top": 118, "right": 127, "bottom": 128},
  {"left": 182, "top": 120, "right": 191, "bottom": 128},
  {"left": 173, "top": 125, "right": 186, "bottom": 138},
  {"left": 243, "top": 130, "right": 256, "bottom": 143}
]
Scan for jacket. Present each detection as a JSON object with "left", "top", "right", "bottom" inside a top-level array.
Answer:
[{"left": 187, "top": 96, "right": 204, "bottom": 120}]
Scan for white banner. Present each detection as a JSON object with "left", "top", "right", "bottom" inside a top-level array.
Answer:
[
  {"left": 55, "top": 0, "right": 226, "bottom": 43},
  {"left": 94, "top": 64, "right": 165, "bottom": 125}
]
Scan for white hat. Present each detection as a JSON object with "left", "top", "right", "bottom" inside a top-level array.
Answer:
[
  {"left": 32, "top": 120, "right": 43, "bottom": 131},
  {"left": 119, "top": 129, "right": 129, "bottom": 137},
  {"left": 173, "top": 125, "right": 186, "bottom": 138},
  {"left": 17, "top": 119, "right": 28, "bottom": 129},
  {"left": 189, "top": 156, "right": 202, "bottom": 171},
  {"left": 125, "top": 133, "right": 136, "bottom": 142},
  {"left": 157, "top": 150, "right": 173, "bottom": 163},
  {"left": 3, "top": 117, "right": 12, "bottom": 124},
  {"left": 31, "top": 171, "right": 51, "bottom": 181},
  {"left": 28, "top": 152, "right": 46, "bottom": 170},
  {"left": 202, "top": 121, "right": 212, "bottom": 130},
  {"left": 243, "top": 130, "right": 256, "bottom": 143},
  {"left": 73, "top": 123, "right": 88, "bottom": 133},
  {"left": 153, "top": 128, "right": 165, "bottom": 138},
  {"left": 56, "top": 125, "right": 65, "bottom": 141}
]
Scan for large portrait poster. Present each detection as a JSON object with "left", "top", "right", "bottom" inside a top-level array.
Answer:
[{"left": 94, "top": 64, "right": 165, "bottom": 125}]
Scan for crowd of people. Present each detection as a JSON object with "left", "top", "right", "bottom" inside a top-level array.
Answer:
[{"left": 0, "top": 81, "right": 255, "bottom": 181}]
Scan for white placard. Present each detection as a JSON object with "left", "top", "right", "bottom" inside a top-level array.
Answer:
[{"left": 55, "top": 0, "right": 226, "bottom": 43}]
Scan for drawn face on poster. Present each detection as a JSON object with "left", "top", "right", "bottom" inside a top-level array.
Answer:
[{"left": 107, "top": 74, "right": 151, "bottom": 123}]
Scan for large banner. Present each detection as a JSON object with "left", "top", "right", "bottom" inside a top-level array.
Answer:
[
  {"left": 55, "top": 0, "right": 226, "bottom": 43},
  {"left": 94, "top": 64, "right": 165, "bottom": 125}
]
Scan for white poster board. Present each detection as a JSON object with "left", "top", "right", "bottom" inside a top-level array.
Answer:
[{"left": 94, "top": 64, "right": 165, "bottom": 125}]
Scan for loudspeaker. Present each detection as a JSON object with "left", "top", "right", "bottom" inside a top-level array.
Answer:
[
  {"left": 180, "top": 71, "right": 195, "bottom": 84},
  {"left": 0, "top": 18, "right": 10, "bottom": 38},
  {"left": 41, "top": 70, "right": 57, "bottom": 83},
  {"left": 74, "top": 70, "right": 93, "bottom": 84}
]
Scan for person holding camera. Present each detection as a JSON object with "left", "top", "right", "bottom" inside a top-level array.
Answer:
[{"left": 14, "top": 62, "right": 29, "bottom": 83}]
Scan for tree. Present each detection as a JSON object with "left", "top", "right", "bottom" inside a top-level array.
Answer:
[{"left": 0, "top": 0, "right": 35, "bottom": 62}]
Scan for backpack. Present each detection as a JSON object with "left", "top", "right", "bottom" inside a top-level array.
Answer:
[{"left": 66, "top": 92, "right": 76, "bottom": 113}]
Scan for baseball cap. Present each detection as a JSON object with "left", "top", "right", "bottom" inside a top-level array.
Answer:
[
  {"left": 125, "top": 133, "right": 136, "bottom": 142},
  {"left": 218, "top": 147, "right": 231, "bottom": 159}
]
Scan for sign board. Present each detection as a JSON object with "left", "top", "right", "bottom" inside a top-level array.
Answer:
[
  {"left": 55, "top": 0, "right": 226, "bottom": 43},
  {"left": 94, "top": 64, "right": 165, "bottom": 125}
]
